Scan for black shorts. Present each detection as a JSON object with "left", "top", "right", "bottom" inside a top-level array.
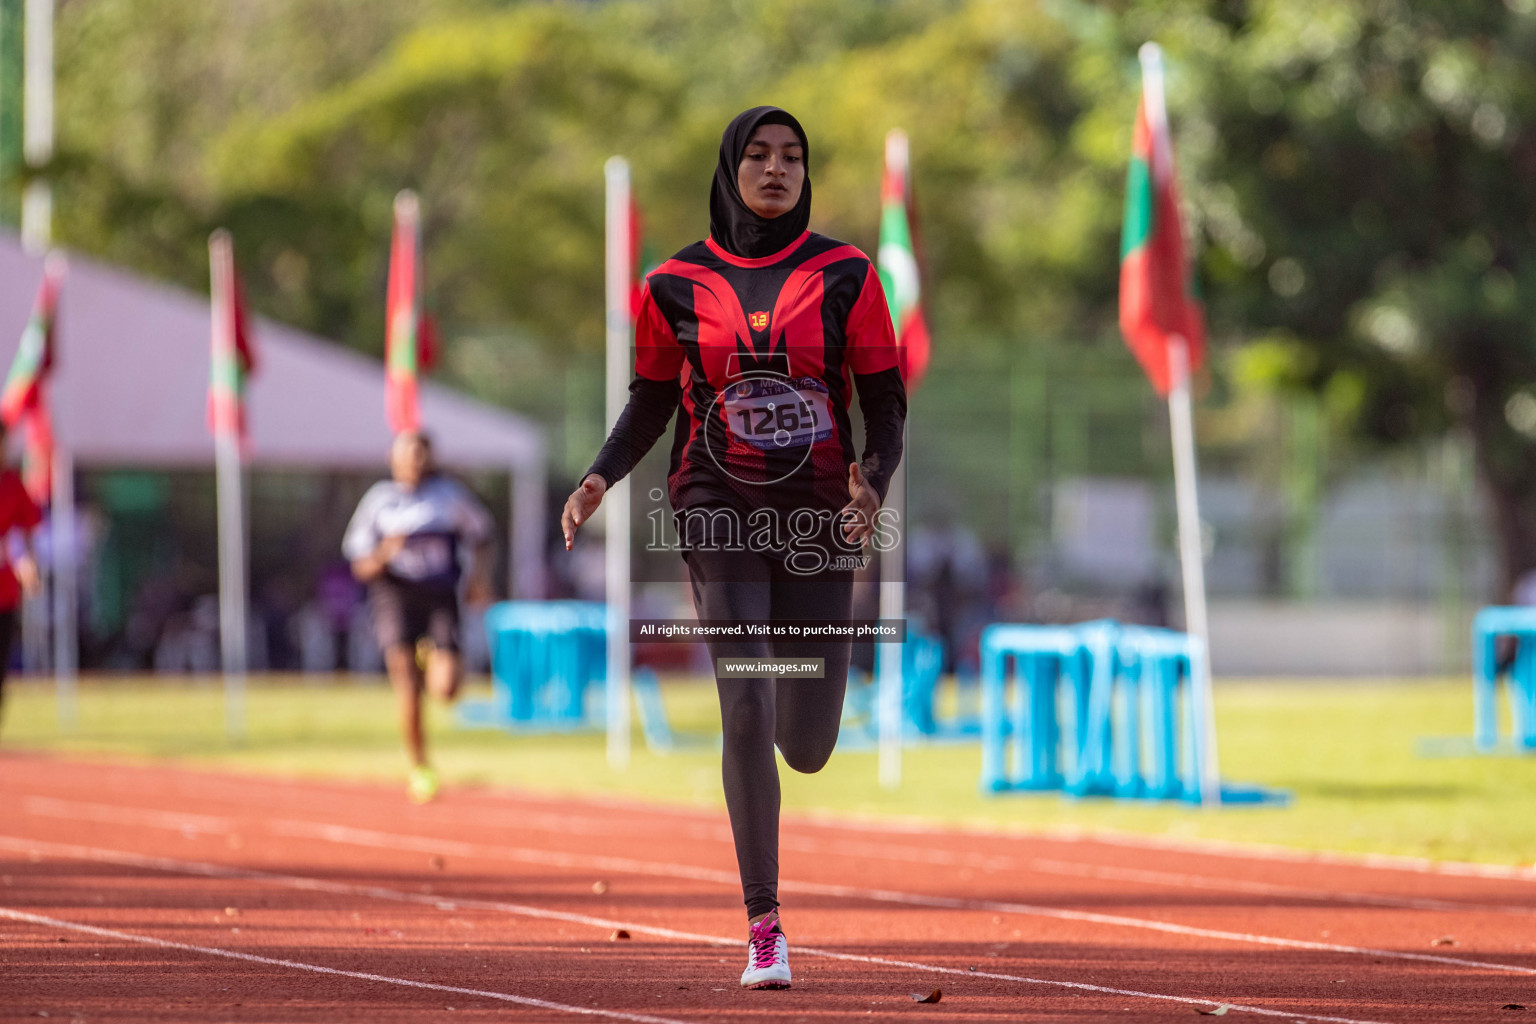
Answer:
[{"left": 369, "top": 579, "right": 460, "bottom": 653}]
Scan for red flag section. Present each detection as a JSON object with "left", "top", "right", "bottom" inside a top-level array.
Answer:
[
  {"left": 385, "top": 190, "right": 437, "bottom": 435},
  {"left": 1119, "top": 48, "right": 1204, "bottom": 396},
  {"left": 22, "top": 389, "right": 53, "bottom": 507},
  {"left": 208, "top": 230, "right": 258, "bottom": 447}
]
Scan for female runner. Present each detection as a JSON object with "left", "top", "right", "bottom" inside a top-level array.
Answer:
[{"left": 562, "top": 106, "right": 906, "bottom": 989}]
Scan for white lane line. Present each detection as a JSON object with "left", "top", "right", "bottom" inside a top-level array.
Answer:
[
  {"left": 30, "top": 765, "right": 1536, "bottom": 884},
  {"left": 13, "top": 801, "right": 1536, "bottom": 979},
  {"left": 0, "top": 906, "right": 694, "bottom": 1024},
  {"left": 25, "top": 794, "right": 1536, "bottom": 920},
  {"left": 0, "top": 837, "right": 1393, "bottom": 1024}
]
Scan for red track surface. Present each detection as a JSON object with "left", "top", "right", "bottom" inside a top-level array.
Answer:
[{"left": 3, "top": 751, "right": 1534, "bottom": 1022}]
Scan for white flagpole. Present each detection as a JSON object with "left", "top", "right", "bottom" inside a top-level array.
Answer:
[
  {"left": 49, "top": 436, "right": 74, "bottom": 727},
  {"left": 1168, "top": 336, "right": 1219, "bottom": 805},
  {"left": 20, "top": 0, "right": 51, "bottom": 254},
  {"left": 1141, "top": 43, "right": 1220, "bottom": 805},
  {"left": 877, "top": 454, "right": 906, "bottom": 789},
  {"left": 603, "top": 157, "right": 632, "bottom": 770},
  {"left": 22, "top": 2, "right": 72, "bottom": 726},
  {"left": 876, "top": 129, "right": 911, "bottom": 790},
  {"left": 210, "top": 231, "right": 248, "bottom": 740}
]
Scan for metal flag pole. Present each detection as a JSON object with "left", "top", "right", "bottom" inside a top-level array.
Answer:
[
  {"left": 49, "top": 422, "right": 73, "bottom": 727},
  {"left": 210, "top": 231, "right": 248, "bottom": 740},
  {"left": 19, "top": 0, "right": 49, "bottom": 253},
  {"left": 1141, "top": 42, "right": 1220, "bottom": 805},
  {"left": 876, "top": 446, "right": 906, "bottom": 790},
  {"left": 22, "top": 0, "right": 73, "bottom": 726},
  {"left": 876, "top": 128, "right": 914, "bottom": 790},
  {"left": 603, "top": 156, "right": 632, "bottom": 770},
  {"left": 1167, "top": 335, "right": 1219, "bottom": 805}
]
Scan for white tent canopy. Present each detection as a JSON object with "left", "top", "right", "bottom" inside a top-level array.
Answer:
[{"left": 0, "top": 232, "right": 548, "bottom": 597}]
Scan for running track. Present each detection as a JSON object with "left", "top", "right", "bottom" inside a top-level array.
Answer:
[{"left": 2, "top": 752, "right": 1533, "bottom": 1022}]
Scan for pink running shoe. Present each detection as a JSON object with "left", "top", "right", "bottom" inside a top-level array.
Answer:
[{"left": 740, "top": 911, "right": 791, "bottom": 989}]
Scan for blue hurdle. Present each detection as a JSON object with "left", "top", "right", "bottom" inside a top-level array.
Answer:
[
  {"left": 460, "top": 601, "right": 709, "bottom": 752},
  {"left": 1471, "top": 606, "right": 1536, "bottom": 752},
  {"left": 979, "top": 620, "right": 1287, "bottom": 805},
  {"left": 457, "top": 601, "right": 607, "bottom": 730},
  {"left": 838, "top": 629, "right": 970, "bottom": 748}
]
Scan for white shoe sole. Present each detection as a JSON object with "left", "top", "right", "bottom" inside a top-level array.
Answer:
[{"left": 742, "top": 975, "right": 791, "bottom": 990}]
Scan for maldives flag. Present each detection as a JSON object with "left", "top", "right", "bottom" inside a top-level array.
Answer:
[
  {"left": 1119, "top": 43, "right": 1204, "bottom": 396},
  {"left": 385, "top": 190, "right": 438, "bottom": 434},
  {"left": 1, "top": 253, "right": 64, "bottom": 428},
  {"left": 3, "top": 254, "right": 64, "bottom": 506},
  {"left": 208, "top": 230, "right": 258, "bottom": 445},
  {"left": 877, "top": 129, "right": 930, "bottom": 389}
]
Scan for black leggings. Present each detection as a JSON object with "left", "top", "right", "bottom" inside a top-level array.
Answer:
[
  {"left": 0, "top": 608, "right": 16, "bottom": 725},
  {"left": 685, "top": 547, "right": 853, "bottom": 920}
]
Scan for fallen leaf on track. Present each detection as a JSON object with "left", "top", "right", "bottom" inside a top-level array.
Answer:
[
  {"left": 1432, "top": 936, "right": 1456, "bottom": 946},
  {"left": 1502, "top": 1004, "right": 1527, "bottom": 1011},
  {"left": 592, "top": 880, "right": 609, "bottom": 895},
  {"left": 910, "top": 989, "right": 941, "bottom": 1004},
  {"left": 609, "top": 929, "right": 630, "bottom": 941},
  {"left": 1198, "top": 1007, "right": 1230, "bottom": 1016}
]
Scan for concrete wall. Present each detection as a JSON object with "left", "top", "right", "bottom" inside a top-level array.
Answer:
[{"left": 1207, "top": 600, "right": 1472, "bottom": 678}]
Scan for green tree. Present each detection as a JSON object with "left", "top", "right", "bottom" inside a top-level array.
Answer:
[{"left": 1133, "top": 0, "right": 1536, "bottom": 595}]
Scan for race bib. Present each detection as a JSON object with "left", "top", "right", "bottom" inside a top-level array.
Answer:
[
  {"left": 723, "top": 377, "right": 834, "bottom": 451},
  {"left": 393, "top": 535, "right": 454, "bottom": 581}
]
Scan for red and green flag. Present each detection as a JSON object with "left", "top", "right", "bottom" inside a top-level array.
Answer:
[
  {"left": 877, "top": 129, "right": 931, "bottom": 389},
  {"left": 385, "top": 190, "right": 438, "bottom": 435},
  {"left": 207, "top": 230, "right": 257, "bottom": 446},
  {"left": 1119, "top": 43, "right": 1204, "bottom": 396},
  {"left": 3, "top": 254, "right": 64, "bottom": 506},
  {"left": 1, "top": 253, "right": 63, "bottom": 429}
]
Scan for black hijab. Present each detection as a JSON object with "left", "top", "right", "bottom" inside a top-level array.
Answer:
[{"left": 709, "top": 106, "right": 812, "bottom": 259}]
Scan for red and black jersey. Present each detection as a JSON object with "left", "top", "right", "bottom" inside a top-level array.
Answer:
[{"left": 589, "top": 230, "right": 906, "bottom": 522}]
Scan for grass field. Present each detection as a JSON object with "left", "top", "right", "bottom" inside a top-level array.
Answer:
[{"left": 4, "top": 673, "right": 1534, "bottom": 867}]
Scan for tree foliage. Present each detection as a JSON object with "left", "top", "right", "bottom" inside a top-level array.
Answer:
[{"left": 44, "top": 0, "right": 1536, "bottom": 582}]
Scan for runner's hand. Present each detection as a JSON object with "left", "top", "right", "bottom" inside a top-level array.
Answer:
[
  {"left": 839, "top": 462, "right": 880, "bottom": 546},
  {"left": 562, "top": 474, "right": 608, "bottom": 551},
  {"left": 374, "top": 534, "right": 407, "bottom": 563},
  {"left": 13, "top": 554, "right": 39, "bottom": 596}
]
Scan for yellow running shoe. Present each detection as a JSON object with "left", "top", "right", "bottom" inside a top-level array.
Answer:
[{"left": 407, "top": 765, "right": 440, "bottom": 804}]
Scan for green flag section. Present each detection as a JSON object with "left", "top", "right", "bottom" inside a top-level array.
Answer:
[
  {"left": 385, "top": 190, "right": 438, "bottom": 435},
  {"left": 1119, "top": 46, "right": 1204, "bottom": 397},
  {"left": 207, "top": 231, "right": 257, "bottom": 446},
  {"left": 877, "top": 129, "right": 930, "bottom": 389}
]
